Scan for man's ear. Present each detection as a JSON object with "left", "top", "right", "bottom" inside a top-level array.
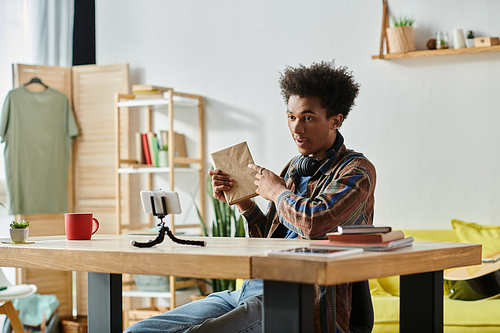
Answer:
[{"left": 330, "top": 113, "right": 344, "bottom": 130}]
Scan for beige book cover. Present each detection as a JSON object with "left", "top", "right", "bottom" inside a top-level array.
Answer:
[
  {"left": 210, "top": 141, "right": 258, "bottom": 205},
  {"left": 160, "top": 131, "right": 188, "bottom": 167},
  {"left": 135, "top": 132, "right": 144, "bottom": 164},
  {"left": 132, "top": 84, "right": 173, "bottom": 92}
]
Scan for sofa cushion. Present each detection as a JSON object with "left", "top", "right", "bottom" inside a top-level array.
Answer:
[
  {"left": 377, "top": 276, "right": 400, "bottom": 297},
  {"left": 372, "top": 296, "right": 500, "bottom": 332},
  {"left": 368, "top": 278, "right": 392, "bottom": 297},
  {"left": 371, "top": 296, "right": 399, "bottom": 333},
  {"left": 370, "top": 230, "right": 460, "bottom": 298},
  {"left": 401, "top": 229, "right": 459, "bottom": 243},
  {"left": 451, "top": 219, "right": 500, "bottom": 256}
]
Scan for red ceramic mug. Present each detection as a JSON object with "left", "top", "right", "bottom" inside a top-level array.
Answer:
[{"left": 65, "top": 213, "right": 100, "bottom": 240}]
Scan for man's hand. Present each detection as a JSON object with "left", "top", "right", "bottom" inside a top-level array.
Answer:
[
  {"left": 208, "top": 169, "right": 253, "bottom": 211},
  {"left": 248, "top": 163, "right": 287, "bottom": 202},
  {"left": 208, "top": 169, "right": 233, "bottom": 204}
]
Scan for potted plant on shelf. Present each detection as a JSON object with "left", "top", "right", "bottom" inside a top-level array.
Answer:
[
  {"left": 9, "top": 220, "right": 30, "bottom": 243},
  {"left": 386, "top": 15, "right": 416, "bottom": 53}
]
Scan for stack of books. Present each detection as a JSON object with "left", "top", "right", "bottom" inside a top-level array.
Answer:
[
  {"left": 132, "top": 85, "right": 173, "bottom": 99},
  {"left": 311, "top": 225, "right": 414, "bottom": 251},
  {"left": 135, "top": 132, "right": 160, "bottom": 166}
]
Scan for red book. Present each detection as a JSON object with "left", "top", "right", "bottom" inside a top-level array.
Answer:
[
  {"left": 327, "top": 230, "right": 405, "bottom": 243},
  {"left": 141, "top": 133, "right": 152, "bottom": 165}
]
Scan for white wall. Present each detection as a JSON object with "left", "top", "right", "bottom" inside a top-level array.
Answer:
[
  {"left": 0, "top": 1, "right": 27, "bottom": 238},
  {"left": 96, "top": 0, "right": 500, "bottom": 230}
]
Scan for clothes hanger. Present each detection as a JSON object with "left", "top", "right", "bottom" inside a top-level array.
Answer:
[
  {"left": 25, "top": 76, "right": 47, "bottom": 88},
  {"left": 24, "top": 65, "right": 48, "bottom": 88}
]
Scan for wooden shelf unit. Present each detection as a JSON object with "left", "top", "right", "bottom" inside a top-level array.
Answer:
[
  {"left": 122, "top": 277, "right": 201, "bottom": 299},
  {"left": 373, "top": 0, "right": 500, "bottom": 60},
  {"left": 115, "top": 88, "right": 206, "bottom": 312},
  {"left": 114, "top": 89, "right": 206, "bottom": 235}
]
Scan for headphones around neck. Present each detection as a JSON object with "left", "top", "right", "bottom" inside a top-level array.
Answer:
[{"left": 295, "top": 131, "right": 344, "bottom": 177}]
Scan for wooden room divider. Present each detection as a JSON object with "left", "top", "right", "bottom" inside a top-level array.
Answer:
[{"left": 11, "top": 63, "right": 133, "bottom": 317}]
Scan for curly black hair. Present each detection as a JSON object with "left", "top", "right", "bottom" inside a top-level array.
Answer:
[{"left": 279, "top": 60, "right": 360, "bottom": 121}]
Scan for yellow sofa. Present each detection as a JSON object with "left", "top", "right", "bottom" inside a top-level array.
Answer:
[{"left": 370, "top": 224, "right": 500, "bottom": 333}]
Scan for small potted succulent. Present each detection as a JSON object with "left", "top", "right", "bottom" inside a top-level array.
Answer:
[
  {"left": 10, "top": 220, "right": 30, "bottom": 243},
  {"left": 386, "top": 15, "right": 416, "bottom": 53}
]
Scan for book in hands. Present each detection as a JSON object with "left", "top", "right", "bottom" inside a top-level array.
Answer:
[
  {"left": 265, "top": 246, "right": 362, "bottom": 258},
  {"left": 210, "top": 141, "right": 258, "bottom": 205},
  {"left": 327, "top": 230, "right": 405, "bottom": 243},
  {"left": 337, "top": 225, "right": 392, "bottom": 234},
  {"left": 311, "top": 237, "right": 414, "bottom": 252}
]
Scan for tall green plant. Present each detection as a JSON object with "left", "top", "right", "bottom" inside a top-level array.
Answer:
[
  {"left": 195, "top": 175, "right": 246, "bottom": 294},
  {"left": 198, "top": 175, "right": 245, "bottom": 239}
]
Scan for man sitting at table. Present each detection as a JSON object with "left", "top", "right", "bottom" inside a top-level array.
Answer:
[{"left": 124, "top": 60, "right": 376, "bottom": 333}]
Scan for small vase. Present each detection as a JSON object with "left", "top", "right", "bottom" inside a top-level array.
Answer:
[
  {"left": 436, "top": 31, "right": 449, "bottom": 49},
  {"left": 10, "top": 228, "right": 29, "bottom": 243},
  {"left": 158, "top": 150, "right": 169, "bottom": 167}
]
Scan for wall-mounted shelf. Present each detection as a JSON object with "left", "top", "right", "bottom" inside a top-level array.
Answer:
[
  {"left": 373, "top": 45, "right": 500, "bottom": 60},
  {"left": 373, "top": 0, "right": 500, "bottom": 60}
]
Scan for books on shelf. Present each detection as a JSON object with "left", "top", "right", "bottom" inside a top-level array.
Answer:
[
  {"left": 159, "top": 131, "right": 188, "bottom": 168},
  {"left": 135, "top": 133, "right": 145, "bottom": 165},
  {"left": 311, "top": 237, "right": 414, "bottom": 252},
  {"left": 141, "top": 133, "right": 152, "bottom": 165},
  {"left": 133, "top": 131, "right": 188, "bottom": 168},
  {"left": 152, "top": 136, "right": 159, "bottom": 167},
  {"left": 133, "top": 92, "right": 165, "bottom": 99},
  {"left": 327, "top": 230, "right": 405, "bottom": 243},
  {"left": 146, "top": 132, "right": 158, "bottom": 167},
  {"left": 132, "top": 85, "right": 173, "bottom": 92},
  {"left": 132, "top": 85, "right": 173, "bottom": 99},
  {"left": 337, "top": 225, "right": 392, "bottom": 234}
]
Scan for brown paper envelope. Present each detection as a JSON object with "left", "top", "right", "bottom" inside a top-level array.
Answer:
[{"left": 210, "top": 141, "right": 258, "bottom": 205}]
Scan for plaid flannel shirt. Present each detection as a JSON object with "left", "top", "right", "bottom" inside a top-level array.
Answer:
[{"left": 242, "top": 144, "right": 376, "bottom": 333}]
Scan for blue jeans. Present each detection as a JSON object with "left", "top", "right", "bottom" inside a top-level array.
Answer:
[{"left": 124, "top": 279, "right": 263, "bottom": 333}]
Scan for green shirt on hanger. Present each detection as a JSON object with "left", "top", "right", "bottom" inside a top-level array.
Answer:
[{"left": 0, "top": 86, "right": 79, "bottom": 215}]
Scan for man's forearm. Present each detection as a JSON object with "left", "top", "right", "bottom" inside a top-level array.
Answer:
[{"left": 235, "top": 199, "right": 253, "bottom": 213}]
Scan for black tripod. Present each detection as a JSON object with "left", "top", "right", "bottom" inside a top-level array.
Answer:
[{"left": 131, "top": 195, "right": 206, "bottom": 248}]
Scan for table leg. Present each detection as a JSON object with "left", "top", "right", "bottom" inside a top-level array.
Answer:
[
  {"left": 88, "top": 272, "right": 123, "bottom": 333},
  {"left": 263, "top": 280, "right": 314, "bottom": 333},
  {"left": 400, "top": 270, "right": 443, "bottom": 333}
]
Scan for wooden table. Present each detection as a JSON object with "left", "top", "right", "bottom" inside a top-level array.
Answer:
[{"left": 0, "top": 235, "right": 480, "bottom": 333}]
